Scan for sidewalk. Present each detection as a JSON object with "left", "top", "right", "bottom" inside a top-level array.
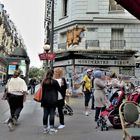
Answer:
[{"left": 0, "top": 94, "right": 122, "bottom": 140}]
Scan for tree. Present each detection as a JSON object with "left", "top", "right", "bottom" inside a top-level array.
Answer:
[{"left": 29, "top": 67, "right": 45, "bottom": 81}]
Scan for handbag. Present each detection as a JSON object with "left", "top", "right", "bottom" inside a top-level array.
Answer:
[
  {"left": 58, "top": 91, "right": 63, "bottom": 100},
  {"left": 34, "top": 86, "right": 42, "bottom": 102}
]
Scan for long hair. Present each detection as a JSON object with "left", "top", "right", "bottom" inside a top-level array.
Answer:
[
  {"left": 61, "top": 77, "right": 67, "bottom": 87},
  {"left": 43, "top": 69, "right": 54, "bottom": 85}
]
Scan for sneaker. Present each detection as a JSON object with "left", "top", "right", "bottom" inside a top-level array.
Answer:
[
  {"left": 58, "top": 125, "right": 65, "bottom": 129},
  {"left": 49, "top": 128, "right": 58, "bottom": 133},
  {"left": 85, "top": 111, "right": 89, "bottom": 116},
  {"left": 43, "top": 127, "right": 50, "bottom": 134},
  {"left": 7, "top": 122, "right": 14, "bottom": 131},
  {"left": 12, "top": 117, "right": 17, "bottom": 125}
]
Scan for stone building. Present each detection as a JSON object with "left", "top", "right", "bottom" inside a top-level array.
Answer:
[
  {"left": 0, "top": 3, "right": 30, "bottom": 83},
  {"left": 44, "top": 0, "right": 140, "bottom": 88}
]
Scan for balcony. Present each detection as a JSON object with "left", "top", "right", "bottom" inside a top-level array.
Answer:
[
  {"left": 85, "top": 40, "right": 99, "bottom": 49},
  {"left": 110, "top": 40, "right": 126, "bottom": 50},
  {"left": 58, "top": 43, "right": 67, "bottom": 50}
]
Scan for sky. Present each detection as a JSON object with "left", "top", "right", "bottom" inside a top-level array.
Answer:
[{"left": 0, "top": 0, "right": 45, "bottom": 68}]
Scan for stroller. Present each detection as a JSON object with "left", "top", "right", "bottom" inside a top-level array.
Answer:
[
  {"left": 127, "top": 86, "right": 140, "bottom": 103},
  {"left": 97, "top": 87, "right": 125, "bottom": 130}
]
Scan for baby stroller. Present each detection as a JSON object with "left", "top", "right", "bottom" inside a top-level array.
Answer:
[
  {"left": 63, "top": 101, "right": 73, "bottom": 116},
  {"left": 97, "top": 87, "right": 125, "bottom": 130},
  {"left": 127, "top": 86, "right": 140, "bottom": 104}
]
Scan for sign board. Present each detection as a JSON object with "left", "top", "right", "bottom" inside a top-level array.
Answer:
[{"left": 39, "top": 52, "right": 56, "bottom": 60}]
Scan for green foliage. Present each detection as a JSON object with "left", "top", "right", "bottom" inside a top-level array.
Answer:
[{"left": 29, "top": 67, "right": 45, "bottom": 80}]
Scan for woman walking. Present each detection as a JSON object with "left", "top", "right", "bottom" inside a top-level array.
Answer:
[
  {"left": 41, "top": 69, "right": 62, "bottom": 134},
  {"left": 93, "top": 70, "right": 107, "bottom": 122}
]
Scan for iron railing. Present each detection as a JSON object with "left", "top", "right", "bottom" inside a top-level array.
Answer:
[
  {"left": 85, "top": 40, "right": 99, "bottom": 49},
  {"left": 110, "top": 40, "right": 126, "bottom": 49}
]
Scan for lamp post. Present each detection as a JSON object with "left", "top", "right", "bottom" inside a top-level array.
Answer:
[
  {"left": 50, "top": 0, "right": 54, "bottom": 69},
  {"left": 43, "top": 44, "right": 50, "bottom": 71}
]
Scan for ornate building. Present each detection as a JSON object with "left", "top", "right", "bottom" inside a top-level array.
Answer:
[{"left": 44, "top": 0, "right": 140, "bottom": 88}]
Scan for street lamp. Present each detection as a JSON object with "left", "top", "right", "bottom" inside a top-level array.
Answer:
[{"left": 43, "top": 44, "right": 50, "bottom": 71}]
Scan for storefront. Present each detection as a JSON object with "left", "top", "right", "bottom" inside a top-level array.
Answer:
[{"left": 54, "top": 50, "right": 136, "bottom": 90}]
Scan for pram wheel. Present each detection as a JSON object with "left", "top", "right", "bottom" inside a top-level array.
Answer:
[{"left": 105, "top": 126, "right": 108, "bottom": 131}]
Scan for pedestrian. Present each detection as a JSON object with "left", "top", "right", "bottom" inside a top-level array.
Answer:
[
  {"left": 5, "top": 69, "right": 28, "bottom": 130},
  {"left": 82, "top": 68, "right": 93, "bottom": 116},
  {"left": 91, "top": 76, "right": 95, "bottom": 110},
  {"left": 41, "top": 69, "right": 62, "bottom": 134},
  {"left": 93, "top": 70, "right": 107, "bottom": 122},
  {"left": 29, "top": 78, "right": 36, "bottom": 94},
  {"left": 57, "top": 77, "right": 67, "bottom": 129}
]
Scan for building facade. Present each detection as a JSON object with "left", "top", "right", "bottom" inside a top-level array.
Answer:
[
  {"left": 45, "top": 0, "right": 140, "bottom": 88},
  {"left": 0, "top": 3, "right": 30, "bottom": 83}
]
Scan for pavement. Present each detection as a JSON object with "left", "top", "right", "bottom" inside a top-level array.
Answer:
[{"left": 0, "top": 88, "right": 123, "bottom": 140}]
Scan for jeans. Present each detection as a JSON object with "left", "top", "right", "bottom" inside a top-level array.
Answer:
[
  {"left": 57, "top": 105, "right": 64, "bottom": 125},
  {"left": 43, "top": 107, "right": 56, "bottom": 127}
]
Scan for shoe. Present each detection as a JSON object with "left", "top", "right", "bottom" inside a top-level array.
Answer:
[
  {"left": 43, "top": 127, "right": 50, "bottom": 134},
  {"left": 12, "top": 116, "right": 17, "bottom": 125},
  {"left": 7, "top": 122, "right": 14, "bottom": 131},
  {"left": 49, "top": 128, "right": 58, "bottom": 133},
  {"left": 58, "top": 125, "right": 65, "bottom": 129},
  {"left": 85, "top": 111, "right": 89, "bottom": 116}
]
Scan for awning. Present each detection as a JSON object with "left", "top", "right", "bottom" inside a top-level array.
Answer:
[{"left": 115, "top": 0, "right": 140, "bottom": 20}]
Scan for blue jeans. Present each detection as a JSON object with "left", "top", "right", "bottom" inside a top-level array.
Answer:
[{"left": 43, "top": 107, "right": 56, "bottom": 127}]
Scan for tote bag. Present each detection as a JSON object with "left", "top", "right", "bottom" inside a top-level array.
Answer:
[{"left": 34, "top": 86, "right": 42, "bottom": 102}]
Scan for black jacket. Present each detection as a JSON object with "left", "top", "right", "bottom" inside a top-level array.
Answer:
[{"left": 41, "top": 79, "right": 62, "bottom": 108}]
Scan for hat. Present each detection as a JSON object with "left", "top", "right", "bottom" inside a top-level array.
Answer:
[
  {"left": 87, "top": 69, "right": 93, "bottom": 73},
  {"left": 93, "top": 70, "right": 102, "bottom": 78}
]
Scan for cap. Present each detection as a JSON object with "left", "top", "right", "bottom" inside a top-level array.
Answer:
[{"left": 87, "top": 69, "right": 93, "bottom": 73}]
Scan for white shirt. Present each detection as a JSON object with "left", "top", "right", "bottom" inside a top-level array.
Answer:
[{"left": 6, "top": 77, "right": 27, "bottom": 96}]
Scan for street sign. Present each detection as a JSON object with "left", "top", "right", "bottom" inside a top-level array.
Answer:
[{"left": 39, "top": 52, "right": 56, "bottom": 60}]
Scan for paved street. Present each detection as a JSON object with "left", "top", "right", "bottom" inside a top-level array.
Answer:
[{"left": 0, "top": 89, "right": 122, "bottom": 140}]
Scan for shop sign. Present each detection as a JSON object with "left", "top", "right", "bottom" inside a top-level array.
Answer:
[
  {"left": 75, "top": 59, "right": 134, "bottom": 66},
  {"left": 39, "top": 52, "right": 56, "bottom": 60}
]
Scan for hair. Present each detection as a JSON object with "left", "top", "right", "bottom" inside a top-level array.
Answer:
[
  {"left": 111, "top": 73, "right": 117, "bottom": 78},
  {"left": 61, "top": 77, "right": 67, "bottom": 88},
  {"left": 43, "top": 69, "right": 54, "bottom": 85},
  {"left": 13, "top": 69, "right": 21, "bottom": 77}
]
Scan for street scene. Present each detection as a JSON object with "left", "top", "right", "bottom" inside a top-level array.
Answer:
[
  {"left": 0, "top": 87, "right": 122, "bottom": 140},
  {"left": 0, "top": 0, "right": 140, "bottom": 140}
]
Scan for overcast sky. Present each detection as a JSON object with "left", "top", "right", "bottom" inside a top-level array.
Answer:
[{"left": 0, "top": 0, "right": 45, "bottom": 68}]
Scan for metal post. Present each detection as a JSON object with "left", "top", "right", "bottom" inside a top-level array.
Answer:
[{"left": 50, "top": 0, "right": 54, "bottom": 69}]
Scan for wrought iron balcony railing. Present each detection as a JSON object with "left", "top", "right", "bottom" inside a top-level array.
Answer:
[
  {"left": 85, "top": 40, "right": 99, "bottom": 49},
  {"left": 110, "top": 40, "right": 126, "bottom": 49}
]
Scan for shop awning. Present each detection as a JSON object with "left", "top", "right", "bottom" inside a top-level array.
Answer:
[{"left": 115, "top": 0, "right": 140, "bottom": 20}]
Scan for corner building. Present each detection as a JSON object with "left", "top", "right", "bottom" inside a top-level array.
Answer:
[{"left": 45, "top": 0, "right": 140, "bottom": 87}]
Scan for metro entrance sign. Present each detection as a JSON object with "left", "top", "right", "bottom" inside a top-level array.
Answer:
[{"left": 39, "top": 52, "right": 56, "bottom": 60}]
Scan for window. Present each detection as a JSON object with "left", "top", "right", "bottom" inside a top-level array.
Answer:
[
  {"left": 111, "top": 28, "right": 125, "bottom": 49},
  {"left": 109, "top": 0, "right": 124, "bottom": 11},
  {"left": 62, "top": 0, "right": 68, "bottom": 17}
]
